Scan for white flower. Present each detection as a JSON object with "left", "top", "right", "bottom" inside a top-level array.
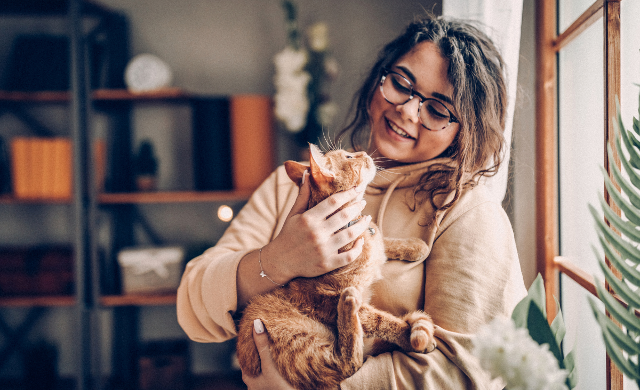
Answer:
[
  {"left": 316, "top": 101, "right": 338, "bottom": 127},
  {"left": 274, "top": 46, "right": 308, "bottom": 73},
  {"left": 274, "top": 46, "right": 311, "bottom": 132},
  {"left": 473, "top": 316, "right": 569, "bottom": 390},
  {"left": 324, "top": 56, "right": 339, "bottom": 80},
  {"left": 307, "top": 22, "right": 329, "bottom": 52}
]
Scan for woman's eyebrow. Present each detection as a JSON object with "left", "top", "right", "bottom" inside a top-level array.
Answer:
[
  {"left": 395, "top": 65, "right": 454, "bottom": 106},
  {"left": 432, "top": 92, "right": 454, "bottom": 106}
]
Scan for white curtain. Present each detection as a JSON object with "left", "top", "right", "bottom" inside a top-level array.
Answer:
[{"left": 443, "top": 0, "right": 523, "bottom": 203}]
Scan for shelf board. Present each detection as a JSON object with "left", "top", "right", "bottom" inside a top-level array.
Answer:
[
  {"left": 0, "top": 0, "right": 111, "bottom": 16},
  {"left": 1, "top": 191, "right": 252, "bottom": 204},
  {"left": 0, "top": 90, "right": 71, "bottom": 102},
  {"left": 100, "top": 292, "right": 177, "bottom": 307},
  {"left": 0, "top": 194, "right": 72, "bottom": 204},
  {"left": 98, "top": 190, "right": 252, "bottom": 204},
  {"left": 0, "top": 88, "right": 191, "bottom": 103},
  {"left": 93, "top": 88, "right": 191, "bottom": 101},
  {"left": 0, "top": 295, "right": 75, "bottom": 307}
]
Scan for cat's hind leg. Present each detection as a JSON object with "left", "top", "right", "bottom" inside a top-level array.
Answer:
[
  {"left": 337, "top": 286, "right": 365, "bottom": 377},
  {"left": 359, "top": 304, "right": 436, "bottom": 353}
]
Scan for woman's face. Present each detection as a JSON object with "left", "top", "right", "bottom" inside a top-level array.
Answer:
[{"left": 367, "top": 41, "right": 460, "bottom": 168}]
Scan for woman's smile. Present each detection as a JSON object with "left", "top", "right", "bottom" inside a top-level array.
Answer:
[{"left": 385, "top": 117, "right": 415, "bottom": 140}]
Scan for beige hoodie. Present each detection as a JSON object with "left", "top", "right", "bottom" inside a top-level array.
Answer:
[{"left": 177, "top": 159, "right": 527, "bottom": 389}]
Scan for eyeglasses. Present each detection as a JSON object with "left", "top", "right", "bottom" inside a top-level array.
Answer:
[{"left": 379, "top": 68, "right": 459, "bottom": 131}]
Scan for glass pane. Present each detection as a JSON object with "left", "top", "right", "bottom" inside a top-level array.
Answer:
[
  {"left": 558, "top": 0, "right": 598, "bottom": 33},
  {"left": 621, "top": 2, "right": 640, "bottom": 388},
  {"left": 558, "top": 19, "right": 605, "bottom": 389}
]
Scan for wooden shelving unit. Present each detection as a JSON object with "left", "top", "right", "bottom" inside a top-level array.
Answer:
[
  {"left": 0, "top": 295, "right": 75, "bottom": 307},
  {"left": 0, "top": 3, "right": 269, "bottom": 387}
]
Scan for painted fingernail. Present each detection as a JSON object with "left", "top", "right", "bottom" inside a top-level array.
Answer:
[
  {"left": 354, "top": 186, "right": 364, "bottom": 193},
  {"left": 301, "top": 170, "right": 307, "bottom": 185},
  {"left": 366, "top": 215, "right": 372, "bottom": 222},
  {"left": 254, "top": 319, "right": 264, "bottom": 334},
  {"left": 360, "top": 199, "right": 367, "bottom": 208}
]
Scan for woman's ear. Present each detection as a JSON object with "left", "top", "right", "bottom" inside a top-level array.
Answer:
[{"left": 284, "top": 161, "right": 309, "bottom": 186}]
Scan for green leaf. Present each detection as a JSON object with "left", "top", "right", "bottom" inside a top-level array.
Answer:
[
  {"left": 608, "top": 154, "right": 640, "bottom": 211},
  {"left": 590, "top": 296, "right": 640, "bottom": 355},
  {"left": 550, "top": 302, "right": 566, "bottom": 353},
  {"left": 601, "top": 315, "right": 640, "bottom": 379},
  {"left": 590, "top": 301, "right": 640, "bottom": 379},
  {"left": 634, "top": 117, "right": 640, "bottom": 136},
  {"left": 512, "top": 274, "right": 547, "bottom": 327},
  {"left": 616, "top": 96, "right": 640, "bottom": 170},
  {"left": 615, "top": 136, "right": 640, "bottom": 196},
  {"left": 597, "top": 238, "right": 640, "bottom": 286},
  {"left": 527, "top": 302, "right": 565, "bottom": 369},
  {"left": 592, "top": 207, "right": 640, "bottom": 266},
  {"left": 596, "top": 255, "right": 640, "bottom": 309},
  {"left": 592, "top": 200, "right": 640, "bottom": 244},
  {"left": 602, "top": 166, "right": 640, "bottom": 226},
  {"left": 595, "top": 278, "right": 640, "bottom": 333},
  {"left": 564, "top": 348, "right": 578, "bottom": 388}
]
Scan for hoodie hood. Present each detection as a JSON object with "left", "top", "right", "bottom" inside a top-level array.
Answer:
[
  {"left": 365, "top": 157, "right": 458, "bottom": 234},
  {"left": 367, "top": 157, "right": 456, "bottom": 193}
]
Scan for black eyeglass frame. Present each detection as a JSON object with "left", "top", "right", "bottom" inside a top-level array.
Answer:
[{"left": 379, "top": 68, "right": 459, "bottom": 131}]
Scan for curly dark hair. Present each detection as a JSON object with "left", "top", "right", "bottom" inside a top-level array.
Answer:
[{"left": 336, "top": 15, "right": 507, "bottom": 214}]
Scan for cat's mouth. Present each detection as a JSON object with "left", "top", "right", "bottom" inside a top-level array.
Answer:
[{"left": 386, "top": 118, "right": 415, "bottom": 140}]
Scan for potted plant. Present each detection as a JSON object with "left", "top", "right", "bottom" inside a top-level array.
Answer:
[
  {"left": 134, "top": 139, "right": 158, "bottom": 191},
  {"left": 589, "top": 90, "right": 640, "bottom": 385}
]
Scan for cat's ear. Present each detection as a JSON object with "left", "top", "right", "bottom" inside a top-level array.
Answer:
[
  {"left": 309, "top": 143, "right": 334, "bottom": 186},
  {"left": 284, "top": 160, "right": 309, "bottom": 186}
]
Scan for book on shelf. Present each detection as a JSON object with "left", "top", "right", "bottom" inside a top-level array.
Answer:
[
  {"left": 192, "top": 97, "right": 233, "bottom": 191},
  {"left": 7, "top": 137, "right": 106, "bottom": 200},
  {"left": 230, "top": 95, "right": 275, "bottom": 191},
  {"left": 10, "top": 137, "right": 73, "bottom": 200},
  {"left": 191, "top": 94, "right": 276, "bottom": 193}
]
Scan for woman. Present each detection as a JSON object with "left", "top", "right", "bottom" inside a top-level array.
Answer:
[{"left": 177, "top": 15, "right": 527, "bottom": 389}]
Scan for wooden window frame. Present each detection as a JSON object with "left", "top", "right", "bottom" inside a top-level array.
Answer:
[{"left": 536, "top": 0, "right": 623, "bottom": 388}]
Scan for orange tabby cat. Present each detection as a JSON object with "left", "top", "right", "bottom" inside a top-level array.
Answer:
[{"left": 236, "top": 144, "right": 436, "bottom": 390}]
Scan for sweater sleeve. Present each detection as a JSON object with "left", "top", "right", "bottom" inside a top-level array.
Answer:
[
  {"left": 176, "top": 166, "right": 297, "bottom": 343},
  {"left": 342, "top": 197, "right": 526, "bottom": 389}
]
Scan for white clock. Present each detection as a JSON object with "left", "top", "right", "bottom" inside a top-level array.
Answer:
[{"left": 124, "top": 54, "right": 173, "bottom": 93}]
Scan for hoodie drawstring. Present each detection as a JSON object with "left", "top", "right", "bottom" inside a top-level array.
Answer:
[{"left": 376, "top": 173, "right": 409, "bottom": 235}]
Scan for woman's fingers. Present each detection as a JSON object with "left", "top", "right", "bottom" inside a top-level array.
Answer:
[
  {"left": 331, "top": 214, "right": 372, "bottom": 249},
  {"left": 252, "top": 319, "right": 273, "bottom": 364},
  {"left": 305, "top": 186, "right": 364, "bottom": 221},
  {"left": 323, "top": 199, "right": 367, "bottom": 234},
  {"left": 241, "top": 319, "right": 296, "bottom": 390},
  {"left": 286, "top": 170, "right": 310, "bottom": 218}
]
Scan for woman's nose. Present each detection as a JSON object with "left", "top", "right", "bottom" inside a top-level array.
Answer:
[{"left": 396, "top": 97, "right": 421, "bottom": 124}]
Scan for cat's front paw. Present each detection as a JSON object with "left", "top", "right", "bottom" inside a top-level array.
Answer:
[{"left": 403, "top": 311, "right": 436, "bottom": 353}]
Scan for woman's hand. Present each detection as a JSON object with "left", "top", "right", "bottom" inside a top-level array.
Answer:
[
  {"left": 263, "top": 170, "right": 371, "bottom": 283},
  {"left": 241, "top": 319, "right": 297, "bottom": 390}
]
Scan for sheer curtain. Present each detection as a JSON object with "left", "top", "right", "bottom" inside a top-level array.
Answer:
[{"left": 443, "top": 0, "right": 523, "bottom": 203}]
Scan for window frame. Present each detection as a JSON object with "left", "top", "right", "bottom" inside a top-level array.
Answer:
[{"left": 535, "top": 0, "right": 623, "bottom": 388}]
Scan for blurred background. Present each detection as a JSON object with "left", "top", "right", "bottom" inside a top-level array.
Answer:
[{"left": 0, "top": 0, "right": 537, "bottom": 389}]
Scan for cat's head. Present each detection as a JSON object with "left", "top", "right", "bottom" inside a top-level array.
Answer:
[{"left": 284, "top": 144, "right": 376, "bottom": 207}]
